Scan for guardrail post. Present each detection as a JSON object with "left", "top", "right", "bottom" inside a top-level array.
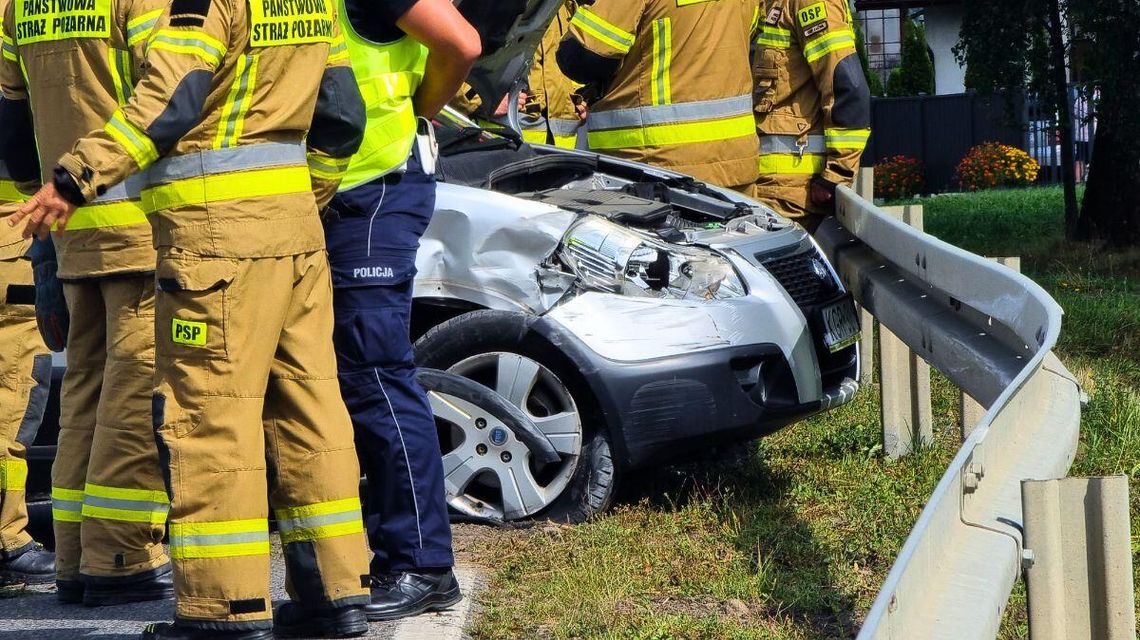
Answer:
[
  {"left": 854, "top": 168, "right": 875, "bottom": 385},
  {"left": 1022, "top": 476, "right": 1136, "bottom": 640},
  {"left": 959, "top": 257, "right": 1022, "bottom": 440},
  {"left": 878, "top": 205, "right": 931, "bottom": 458}
]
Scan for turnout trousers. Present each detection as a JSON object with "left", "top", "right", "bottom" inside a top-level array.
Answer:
[
  {"left": 325, "top": 157, "right": 455, "bottom": 575},
  {"left": 152, "top": 248, "right": 370, "bottom": 631},
  {"left": 53, "top": 275, "right": 170, "bottom": 581},
  {"left": 0, "top": 257, "right": 50, "bottom": 558}
]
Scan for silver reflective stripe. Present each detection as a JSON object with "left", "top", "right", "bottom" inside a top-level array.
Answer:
[
  {"left": 548, "top": 118, "right": 582, "bottom": 137},
  {"left": 588, "top": 94, "right": 752, "bottom": 131},
  {"left": 94, "top": 172, "right": 147, "bottom": 203},
  {"left": 83, "top": 495, "right": 169, "bottom": 513},
  {"left": 760, "top": 134, "right": 827, "bottom": 155},
  {"left": 147, "top": 141, "right": 306, "bottom": 185},
  {"left": 276, "top": 509, "right": 361, "bottom": 533},
  {"left": 53, "top": 498, "right": 82, "bottom": 513},
  {"left": 173, "top": 531, "right": 269, "bottom": 547}
]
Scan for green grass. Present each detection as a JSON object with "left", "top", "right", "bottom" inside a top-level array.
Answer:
[{"left": 469, "top": 185, "right": 1140, "bottom": 639}]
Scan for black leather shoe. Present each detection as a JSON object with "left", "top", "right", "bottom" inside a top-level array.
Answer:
[
  {"left": 274, "top": 602, "right": 368, "bottom": 638},
  {"left": 57, "top": 579, "right": 85, "bottom": 604},
  {"left": 0, "top": 545, "right": 55, "bottom": 585},
  {"left": 140, "top": 622, "right": 274, "bottom": 639},
  {"left": 364, "top": 569, "right": 462, "bottom": 622},
  {"left": 84, "top": 564, "right": 174, "bottom": 607}
]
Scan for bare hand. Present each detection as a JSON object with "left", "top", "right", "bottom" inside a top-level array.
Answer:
[
  {"left": 7, "top": 183, "right": 78, "bottom": 240},
  {"left": 809, "top": 178, "right": 835, "bottom": 207},
  {"left": 493, "top": 94, "right": 511, "bottom": 117},
  {"left": 575, "top": 100, "right": 588, "bottom": 120}
]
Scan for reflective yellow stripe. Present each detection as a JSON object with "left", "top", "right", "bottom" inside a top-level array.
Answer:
[
  {"left": 327, "top": 33, "right": 349, "bottom": 64},
  {"left": 104, "top": 111, "right": 159, "bottom": 169},
  {"left": 61, "top": 200, "right": 149, "bottom": 231},
  {"left": 1, "top": 34, "right": 16, "bottom": 62},
  {"left": 148, "top": 29, "right": 225, "bottom": 68},
  {"left": 749, "top": 5, "right": 760, "bottom": 33},
  {"left": 587, "top": 113, "right": 755, "bottom": 150},
  {"left": 81, "top": 482, "right": 169, "bottom": 524},
  {"left": 109, "top": 48, "right": 133, "bottom": 105},
  {"left": 803, "top": 28, "right": 855, "bottom": 63},
  {"left": 126, "top": 8, "right": 163, "bottom": 46},
  {"left": 143, "top": 165, "right": 312, "bottom": 210},
  {"left": 214, "top": 54, "right": 259, "bottom": 148},
  {"left": 52, "top": 487, "right": 85, "bottom": 523},
  {"left": 0, "top": 459, "right": 28, "bottom": 491},
  {"left": 169, "top": 519, "right": 270, "bottom": 560},
  {"left": 571, "top": 7, "right": 635, "bottom": 54},
  {"left": 756, "top": 25, "right": 792, "bottom": 49},
  {"left": 0, "top": 179, "right": 27, "bottom": 203},
  {"left": 275, "top": 498, "right": 364, "bottom": 544},
  {"left": 650, "top": 18, "right": 672, "bottom": 106},
  {"left": 307, "top": 154, "right": 352, "bottom": 181},
  {"left": 825, "top": 127, "right": 871, "bottom": 150},
  {"left": 521, "top": 127, "right": 548, "bottom": 145},
  {"left": 758, "top": 153, "right": 827, "bottom": 175}
]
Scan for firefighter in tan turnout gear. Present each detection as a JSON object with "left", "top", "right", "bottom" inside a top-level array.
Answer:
[
  {"left": 752, "top": 0, "right": 871, "bottom": 232},
  {"left": 557, "top": 0, "right": 759, "bottom": 191},
  {"left": 521, "top": 0, "right": 583, "bottom": 149},
  {"left": 10, "top": 0, "right": 372, "bottom": 634},
  {"left": 1, "top": 0, "right": 175, "bottom": 605}
]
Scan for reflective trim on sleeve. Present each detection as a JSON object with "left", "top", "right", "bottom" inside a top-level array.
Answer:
[
  {"left": 588, "top": 95, "right": 753, "bottom": 130},
  {"left": 1, "top": 34, "right": 16, "bottom": 62},
  {"left": 52, "top": 487, "right": 85, "bottom": 523},
  {"left": 650, "top": 18, "right": 672, "bottom": 106},
  {"left": 0, "top": 459, "right": 28, "bottom": 491},
  {"left": 825, "top": 127, "right": 871, "bottom": 150},
  {"left": 759, "top": 134, "right": 826, "bottom": 155},
  {"left": 307, "top": 153, "right": 352, "bottom": 181},
  {"left": 109, "top": 48, "right": 133, "bottom": 104},
  {"left": 104, "top": 111, "right": 160, "bottom": 168},
  {"left": 81, "top": 483, "right": 170, "bottom": 524},
  {"left": 148, "top": 29, "right": 226, "bottom": 68},
  {"left": 126, "top": 8, "right": 163, "bottom": 46},
  {"left": 587, "top": 113, "right": 756, "bottom": 150},
  {"left": 274, "top": 498, "right": 364, "bottom": 544},
  {"left": 755, "top": 25, "right": 792, "bottom": 49},
  {"left": 571, "top": 7, "right": 635, "bottom": 54},
  {"left": 144, "top": 166, "right": 312, "bottom": 210},
  {"left": 214, "top": 54, "right": 259, "bottom": 148},
  {"left": 803, "top": 28, "right": 855, "bottom": 63},
  {"left": 758, "top": 153, "right": 827, "bottom": 175},
  {"left": 0, "top": 179, "right": 27, "bottom": 204},
  {"left": 169, "top": 519, "right": 271, "bottom": 559}
]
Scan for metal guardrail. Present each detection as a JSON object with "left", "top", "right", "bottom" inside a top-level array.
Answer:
[{"left": 815, "top": 187, "right": 1082, "bottom": 639}]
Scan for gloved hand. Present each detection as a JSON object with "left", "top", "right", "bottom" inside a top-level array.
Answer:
[
  {"left": 27, "top": 237, "right": 68, "bottom": 351},
  {"left": 810, "top": 175, "right": 838, "bottom": 212}
]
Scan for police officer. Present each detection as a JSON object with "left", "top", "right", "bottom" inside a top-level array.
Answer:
[
  {"left": 520, "top": 1, "right": 584, "bottom": 149},
  {"left": 323, "top": 0, "right": 479, "bottom": 622},
  {"left": 10, "top": 0, "right": 371, "bottom": 635},
  {"left": 0, "top": 101, "right": 53, "bottom": 584},
  {"left": 557, "top": 0, "right": 759, "bottom": 191},
  {"left": 752, "top": 0, "right": 871, "bottom": 232},
  {"left": 1, "top": 0, "right": 174, "bottom": 605}
]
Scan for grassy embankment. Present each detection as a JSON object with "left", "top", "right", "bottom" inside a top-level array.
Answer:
[{"left": 466, "top": 185, "right": 1140, "bottom": 639}]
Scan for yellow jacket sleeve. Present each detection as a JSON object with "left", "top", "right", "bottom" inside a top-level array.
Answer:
[{"left": 566, "top": 0, "right": 643, "bottom": 60}]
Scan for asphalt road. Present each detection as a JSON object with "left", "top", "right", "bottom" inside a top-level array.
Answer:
[{"left": 0, "top": 538, "right": 484, "bottom": 640}]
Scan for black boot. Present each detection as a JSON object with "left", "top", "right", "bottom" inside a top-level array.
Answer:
[
  {"left": 140, "top": 622, "right": 274, "bottom": 640},
  {"left": 274, "top": 602, "right": 368, "bottom": 638},
  {"left": 0, "top": 545, "right": 55, "bottom": 585},
  {"left": 57, "top": 579, "right": 84, "bottom": 604},
  {"left": 84, "top": 563, "right": 174, "bottom": 606},
  {"left": 364, "top": 569, "right": 462, "bottom": 622}
]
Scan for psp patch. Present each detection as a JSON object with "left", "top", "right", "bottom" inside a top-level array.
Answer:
[
  {"left": 172, "top": 318, "right": 207, "bottom": 346},
  {"left": 797, "top": 1, "right": 827, "bottom": 27},
  {"left": 249, "top": 0, "right": 334, "bottom": 47}
]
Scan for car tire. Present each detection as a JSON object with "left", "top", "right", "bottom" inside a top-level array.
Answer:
[{"left": 415, "top": 310, "right": 616, "bottom": 524}]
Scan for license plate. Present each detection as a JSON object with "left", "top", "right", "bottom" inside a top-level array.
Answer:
[{"left": 820, "top": 297, "right": 860, "bottom": 353}]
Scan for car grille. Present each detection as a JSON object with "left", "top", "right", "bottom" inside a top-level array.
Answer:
[{"left": 759, "top": 249, "right": 833, "bottom": 307}]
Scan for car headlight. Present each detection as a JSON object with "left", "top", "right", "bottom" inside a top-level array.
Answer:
[{"left": 559, "top": 217, "right": 745, "bottom": 301}]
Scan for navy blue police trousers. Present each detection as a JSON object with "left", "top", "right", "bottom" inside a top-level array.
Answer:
[{"left": 324, "top": 157, "right": 454, "bottom": 574}]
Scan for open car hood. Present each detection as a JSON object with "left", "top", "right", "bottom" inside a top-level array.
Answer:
[{"left": 456, "top": 0, "right": 565, "bottom": 111}]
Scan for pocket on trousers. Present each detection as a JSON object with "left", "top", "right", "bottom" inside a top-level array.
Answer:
[{"left": 155, "top": 254, "right": 238, "bottom": 360}]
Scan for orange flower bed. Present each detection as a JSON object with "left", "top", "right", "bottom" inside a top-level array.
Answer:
[
  {"left": 956, "top": 142, "right": 1040, "bottom": 191},
  {"left": 874, "top": 155, "right": 925, "bottom": 200}
]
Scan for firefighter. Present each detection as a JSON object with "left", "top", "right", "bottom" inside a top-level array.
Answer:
[
  {"left": 322, "top": 0, "right": 479, "bottom": 622},
  {"left": 751, "top": 0, "right": 871, "bottom": 232},
  {"left": 1, "top": 0, "right": 175, "bottom": 605},
  {"left": 0, "top": 117, "right": 53, "bottom": 585},
  {"left": 521, "top": 0, "right": 584, "bottom": 148},
  {"left": 9, "top": 0, "right": 371, "bottom": 634},
  {"left": 556, "top": 0, "right": 759, "bottom": 191}
]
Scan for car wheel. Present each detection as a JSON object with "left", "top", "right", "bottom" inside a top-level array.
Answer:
[{"left": 415, "top": 310, "right": 616, "bottom": 523}]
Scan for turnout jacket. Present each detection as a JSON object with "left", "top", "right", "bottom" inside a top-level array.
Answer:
[
  {"left": 44, "top": 0, "right": 365, "bottom": 258},
  {"left": 1, "top": 0, "right": 163, "bottom": 278},
  {"left": 521, "top": 0, "right": 580, "bottom": 148},
  {"left": 558, "top": 0, "right": 759, "bottom": 189},
  {"left": 753, "top": 0, "right": 871, "bottom": 187}
]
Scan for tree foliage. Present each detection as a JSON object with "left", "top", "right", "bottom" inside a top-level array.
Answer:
[
  {"left": 886, "top": 20, "right": 934, "bottom": 97},
  {"left": 854, "top": 20, "right": 885, "bottom": 97}
]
